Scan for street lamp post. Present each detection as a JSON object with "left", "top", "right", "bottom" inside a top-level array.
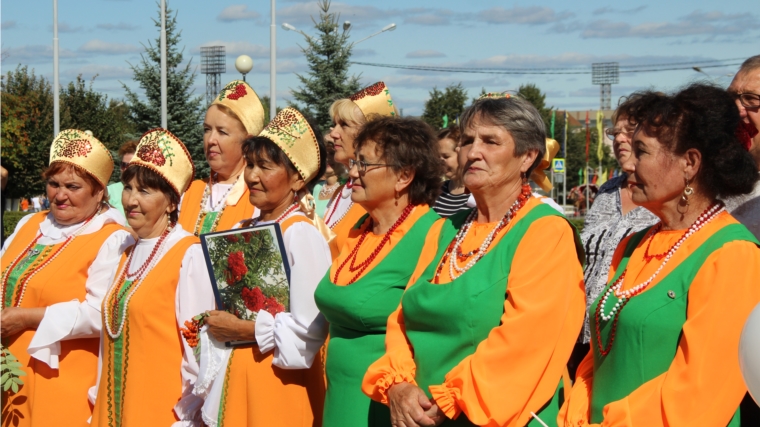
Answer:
[
  {"left": 160, "top": 0, "right": 167, "bottom": 129},
  {"left": 270, "top": 0, "right": 276, "bottom": 121},
  {"left": 351, "top": 23, "right": 396, "bottom": 45},
  {"left": 235, "top": 55, "right": 253, "bottom": 82},
  {"left": 53, "top": 0, "right": 59, "bottom": 136}
]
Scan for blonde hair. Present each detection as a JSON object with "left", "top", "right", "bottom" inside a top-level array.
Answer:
[
  {"left": 329, "top": 99, "right": 367, "bottom": 126},
  {"left": 208, "top": 104, "right": 246, "bottom": 133}
]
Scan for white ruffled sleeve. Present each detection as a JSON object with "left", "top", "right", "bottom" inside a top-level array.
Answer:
[
  {"left": 173, "top": 243, "right": 217, "bottom": 426},
  {"left": 27, "top": 229, "right": 134, "bottom": 368},
  {"left": 254, "top": 221, "right": 331, "bottom": 369}
]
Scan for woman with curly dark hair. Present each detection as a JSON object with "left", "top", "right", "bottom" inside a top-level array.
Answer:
[
  {"left": 560, "top": 83, "right": 760, "bottom": 427},
  {"left": 314, "top": 116, "right": 443, "bottom": 427}
]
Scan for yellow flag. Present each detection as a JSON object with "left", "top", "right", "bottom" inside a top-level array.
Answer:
[
  {"left": 596, "top": 110, "right": 605, "bottom": 162},
  {"left": 599, "top": 168, "right": 608, "bottom": 186}
]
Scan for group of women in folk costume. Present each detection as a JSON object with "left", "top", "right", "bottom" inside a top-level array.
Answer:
[{"left": 3, "top": 77, "right": 760, "bottom": 427}]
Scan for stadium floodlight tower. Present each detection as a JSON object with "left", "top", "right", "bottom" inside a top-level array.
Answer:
[
  {"left": 201, "top": 46, "right": 226, "bottom": 106},
  {"left": 591, "top": 62, "right": 619, "bottom": 111}
]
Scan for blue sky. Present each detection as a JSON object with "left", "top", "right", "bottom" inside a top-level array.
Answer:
[{"left": 2, "top": 0, "right": 758, "bottom": 118}]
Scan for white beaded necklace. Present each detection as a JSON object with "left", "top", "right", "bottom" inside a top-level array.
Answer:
[
  {"left": 192, "top": 173, "right": 240, "bottom": 235},
  {"left": 1, "top": 213, "right": 98, "bottom": 307},
  {"left": 598, "top": 203, "right": 724, "bottom": 322},
  {"left": 104, "top": 224, "right": 175, "bottom": 339},
  {"left": 444, "top": 196, "right": 524, "bottom": 281}
]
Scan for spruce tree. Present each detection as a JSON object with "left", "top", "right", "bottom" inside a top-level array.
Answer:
[
  {"left": 122, "top": 2, "right": 207, "bottom": 177},
  {"left": 290, "top": 0, "right": 362, "bottom": 132}
]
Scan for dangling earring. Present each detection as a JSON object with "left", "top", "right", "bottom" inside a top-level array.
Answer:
[
  {"left": 681, "top": 178, "right": 694, "bottom": 207},
  {"left": 394, "top": 190, "right": 399, "bottom": 206}
]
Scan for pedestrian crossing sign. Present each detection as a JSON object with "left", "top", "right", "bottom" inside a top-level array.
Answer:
[{"left": 552, "top": 158, "right": 565, "bottom": 173}]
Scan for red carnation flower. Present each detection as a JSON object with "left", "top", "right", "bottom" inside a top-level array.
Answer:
[
  {"left": 737, "top": 121, "right": 759, "bottom": 151},
  {"left": 242, "top": 232, "right": 252, "bottom": 243},
  {"left": 225, "top": 234, "right": 239, "bottom": 243},
  {"left": 264, "top": 296, "right": 285, "bottom": 316},
  {"left": 241, "top": 286, "right": 265, "bottom": 312},
  {"left": 225, "top": 251, "right": 248, "bottom": 284}
]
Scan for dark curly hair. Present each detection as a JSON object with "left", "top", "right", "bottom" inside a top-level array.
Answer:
[
  {"left": 620, "top": 82, "right": 758, "bottom": 199},
  {"left": 354, "top": 117, "right": 443, "bottom": 206},
  {"left": 243, "top": 115, "right": 327, "bottom": 192}
]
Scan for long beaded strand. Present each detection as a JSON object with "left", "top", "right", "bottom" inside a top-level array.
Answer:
[
  {"left": 333, "top": 204, "right": 414, "bottom": 285},
  {"left": 104, "top": 223, "right": 175, "bottom": 339},
  {"left": 594, "top": 202, "right": 724, "bottom": 356},
  {"left": 1, "top": 213, "right": 98, "bottom": 307},
  {"left": 192, "top": 173, "right": 240, "bottom": 236},
  {"left": 324, "top": 183, "right": 353, "bottom": 227},
  {"left": 434, "top": 184, "right": 532, "bottom": 283}
]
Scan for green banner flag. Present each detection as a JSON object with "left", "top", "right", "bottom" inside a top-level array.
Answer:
[{"left": 550, "top": 110, "right": 556, "bottom": 139}]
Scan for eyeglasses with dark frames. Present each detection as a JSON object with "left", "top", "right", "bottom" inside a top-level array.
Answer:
[
  {"left": 604, "top": 128, "right": 634, "bottom": 141},
  {"left": 733, "top": 92, "right": 760, "bottom": 109},
  {"left": 348, "top": 159, "right": 396, "bottom": 173}
]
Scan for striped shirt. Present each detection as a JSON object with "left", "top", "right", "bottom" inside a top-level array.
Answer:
[{"left": 433, "top": 181, "right": 470, "bottom": 218}]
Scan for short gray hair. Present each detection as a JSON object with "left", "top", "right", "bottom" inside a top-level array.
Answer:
[
  {"left": 739, "top": 55, "right": 760, "bottom": 75},
  {"left": 459, "top": 96, "right": 546, "bottom": 175}
]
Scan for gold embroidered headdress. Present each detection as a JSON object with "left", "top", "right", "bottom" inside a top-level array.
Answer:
[
  {"left": 49, "top": 129, "right": 114, "bottom": 188},
  {"left": 258, "top": 107, "right": 321, "bottom": 183},
  {"left": 350, "top": 82, "right": 397, "bottom": 119},
  {"left": 212, "top": 80, "right": 266, "bottom": 135},
  {"left": 130, "top": 128, "right": 195, "bottom": 196},
  {"left": 531, "top": 138, "right": 560, "bottom": 193}
]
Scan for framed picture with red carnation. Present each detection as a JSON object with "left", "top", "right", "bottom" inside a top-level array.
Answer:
[{"left": 200, "top": 223, "right": 290, "bottom": 346}]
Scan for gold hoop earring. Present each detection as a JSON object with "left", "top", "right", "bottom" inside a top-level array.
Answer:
[{"left": 681, "top": 179, "right": 694, "bottom": 206}]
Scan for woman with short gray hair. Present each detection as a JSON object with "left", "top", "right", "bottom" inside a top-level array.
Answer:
[{"left": 363, "top": 94, "right": 585, "bottom": 427}]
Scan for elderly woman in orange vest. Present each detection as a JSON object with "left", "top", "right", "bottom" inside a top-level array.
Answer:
[
  {"left": 194, "top": 107, "right": 331, "bottom": 427},
  {"left": 178, "top": 80, "right": 265, "bottom": 235},
  {"left": 1, "top": 130, "right": 133, "bottom": 427},
  {"left": 323, "top": 82, "right": 398, "bottom": 256},
  {"left": 362, "top": 94, "right": 585, "bottom": 427},
  {"left": 90, "top": 129, "right": 215, "bottom": 426},
  {"left": 559, "top": 84, "right": 760, "bottom": 426}
]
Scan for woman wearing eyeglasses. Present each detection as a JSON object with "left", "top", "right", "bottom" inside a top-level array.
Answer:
[
  {"left": 314, "top": 117, "right": 442, "bottom": 427},
  {"left": 324, "top": 82, "right": 398, "bottom": 257},
  {"left": 178, "top": 80, "right": 264, "bottom": 236},
  {"left": 571, "top": 99, "right": 659, "bottom": 375}
]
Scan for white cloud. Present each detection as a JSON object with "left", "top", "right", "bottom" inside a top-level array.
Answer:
[
  {"left": 404, "top": 14, "right": 450, "bottom": 26},
  {"left": 477, "top": 6, "right": 573, "bottom": 25},
  {"left": 61, "top": 64, "right": 133, "bottom": 81},
  {"left": 581, "top": 10, "right": 756, "bottom": 39},
  {"left": 592, "top": 6, "right": 647, "bottom": 16},
  {"left": 2, "top": 45, "right": 79, "bottom": 63},
  {"left": 96, "top": 22, "right": 139, "bottom": 31},
  {"left": 406, "top": 50, "right": 446, "bottom": 59},
  {"left": 48, "top": 22, "right": 83, "bottom": 33},
  {"left": 2, "top": 21, "right": 17, "bottom": 30},
  {"left": 218, "top": 5, "right": 260, "bottom": 22},
  {"left": 79, "top": 40, "right": 141, "bottom": 55}
]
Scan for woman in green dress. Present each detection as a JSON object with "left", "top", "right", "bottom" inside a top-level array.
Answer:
[{"left": 314, "top": 117, "right": 443, "bottom": 426}]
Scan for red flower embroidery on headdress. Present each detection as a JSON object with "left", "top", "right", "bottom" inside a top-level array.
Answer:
[
  {"left": 350, "top": 82, "right": 386, "bottom": 101},
  {"left": 56, "top": 139, "right": 92, "bottom": 158},
  {"left": 737, "top": 121, "right": 759, "bottom": 151},
  {"left": 136, "top": 140, "right": 166, "bottom": 166},
  {"left": 227, "top": 84, "right": 248, "bottom": 101}
]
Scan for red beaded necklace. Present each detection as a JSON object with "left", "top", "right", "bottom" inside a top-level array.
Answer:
[
  {"left": 324, "top": 182, "right": 352, "bottom": 226},
  {"left": 332, "top": 204, "right": 414, "bottom": 285}
]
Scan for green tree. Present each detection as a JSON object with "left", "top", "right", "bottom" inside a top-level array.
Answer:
[
  {"left": 290, "top": 0, "right": 362, "bottom": 131},
  {"left": 517, "top": 83, "right": 556, "bottom": 136},
  {"left": 421, "top": 83, "right": 468, "bottom": 129},
  {"left": 1, "top": 65, "right": 54, "bottom": 198},
  {"left": 123, "top": 2, "right": 207, "bottom": 177}
]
